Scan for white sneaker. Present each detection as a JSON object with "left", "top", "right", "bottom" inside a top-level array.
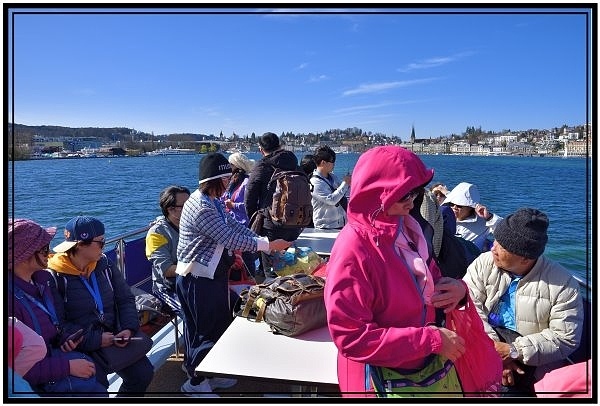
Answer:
[
  {"left": 180, "top": 378, "right": 219, "bottom": 397},
  {"left": 209, "top": 377, "right": 237, "bottom": 390}
]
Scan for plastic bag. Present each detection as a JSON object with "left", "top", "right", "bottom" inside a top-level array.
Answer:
[{"left": 446, "top": 293, "right": 503, "bottom": 396}]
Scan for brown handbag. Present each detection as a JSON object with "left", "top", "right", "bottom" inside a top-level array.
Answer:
[{"left": 234, "top": 273, "right": 327, "bottom": 337}]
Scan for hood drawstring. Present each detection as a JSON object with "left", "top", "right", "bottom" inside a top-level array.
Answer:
[{"left": 369, "top": 203, "right": 385, "bottom": 247}]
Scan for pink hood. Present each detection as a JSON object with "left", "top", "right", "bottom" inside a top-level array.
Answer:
[
  {"left": 348, "top": 146, "right": 434, "bottom": 231},
  {"left": 325, "top": 146, "right": 440, "bottom": 395}
]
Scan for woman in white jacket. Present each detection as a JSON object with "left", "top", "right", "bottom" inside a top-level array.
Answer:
[{"left": 442, "top": 182, "right": 502, "bottom": 251}]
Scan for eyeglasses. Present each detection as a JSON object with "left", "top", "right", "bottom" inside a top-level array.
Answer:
[
  {"left": 172, "top": 205, "right": 184, "bottom": 209},
  {"left": 90, "top": 239, "right": 106, "bottom": 248},
  {"left": 450, "top": 203, "right": 465, "bottom": 209},
  {"left": 36, "top": 244, "right": 50, "bottom": 256},
  {"left": 399, "top": 189, "right": 419, "bottom": 202}
]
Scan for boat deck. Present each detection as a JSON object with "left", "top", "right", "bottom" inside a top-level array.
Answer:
[{"left": 108, "top": 313, "right": 340, "bottom": 397}]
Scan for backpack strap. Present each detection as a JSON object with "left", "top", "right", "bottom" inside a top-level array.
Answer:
[
  {"left": 311, "top": 173, "right": 336, "bottom": 193},
  {"left": 312, "top": 173, "right": 345, "bottom": 208},
  {"left": 48, "top": 270, "right": 68, "bottom": 303}
]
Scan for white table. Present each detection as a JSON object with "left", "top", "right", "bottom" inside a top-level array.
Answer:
[
  {"left": 195, "top": 316, "right": 339, "bottom": 388},
  {"left": 295, "top": 228, "right": 339, "bottom": 257}
]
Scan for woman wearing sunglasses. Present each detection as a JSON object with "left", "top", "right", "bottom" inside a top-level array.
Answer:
[
  {"left": 324, "top": 146, "right": 469, "bottom": 396},
  {"left": 47, "top": 216, "right": 153, "bottom": 395},
  {"left": 8, "top": 218, "right": 107, "bottom": 397},
  {"left": 441, "top": 182, "right": 503, "bottom": 252}
]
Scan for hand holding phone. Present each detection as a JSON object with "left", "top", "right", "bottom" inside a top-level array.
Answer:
[
  {"left": 113, "top": 336, "right": 143, "bottom": 342},
  {"left": 66, "top": 328, "right": 84, "bottom": 342}
]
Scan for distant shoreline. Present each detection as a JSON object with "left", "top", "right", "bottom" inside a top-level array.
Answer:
[{"left": 11, "top": 151, "right": 589, "bottom": 162}]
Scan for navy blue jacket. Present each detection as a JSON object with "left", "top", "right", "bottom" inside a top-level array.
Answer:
[{"left": 49, "top": 255, "right": 139, "bottom": 353}]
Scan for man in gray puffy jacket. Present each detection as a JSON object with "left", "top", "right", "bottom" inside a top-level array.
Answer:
[{"left": 463, "top": 208, "right": 583, "bottom": 396}]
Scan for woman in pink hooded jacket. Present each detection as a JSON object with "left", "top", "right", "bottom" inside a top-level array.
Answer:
[{"left": 324, "top": 146, "right": 468, "bottom": 396}]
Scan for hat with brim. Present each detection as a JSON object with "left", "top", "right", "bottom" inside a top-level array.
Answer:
[
  {"left": 199, "top": 153, "right": 232, "bottom": 184},
  {"left": 53, "top": 216, "right": 105, "bottom": 253},
  {"left": 8, "top": 219, "right": 57, "bottom": 268},
  {"left": 442, "top": 182, "right": 480, "bottom": 208},
  {"left": 52, "top": 240, "right": 78, "bottom": 253}
]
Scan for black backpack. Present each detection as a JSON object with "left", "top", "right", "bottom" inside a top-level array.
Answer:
[{"left": 268, "top": 168, "right": 313, "bottom": 228}]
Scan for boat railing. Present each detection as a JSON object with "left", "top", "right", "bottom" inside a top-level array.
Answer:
[
  {"left": 104, "top": 225, "right": 151, "bottom": 284},
  {"left": 102, "top": 225, "right": 185, "bottom": 395}
]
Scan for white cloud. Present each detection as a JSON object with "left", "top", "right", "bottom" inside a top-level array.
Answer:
[
  {"left": 294, "top": 62, "right": 309, "bottom": 70},
  {"left": 307, "top": 74, "right": 328, "bottom": 83},
  {"left": 334, "top": 102, "right": 392, "bottom": 114},
  {"left": 397, "top": 52, "right": 473, "bottom": 73},
  {"left": 342, "top": 78, "right": 436, "bottom": 96}
]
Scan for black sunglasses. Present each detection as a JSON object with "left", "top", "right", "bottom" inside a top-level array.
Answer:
[
  {"left": 88, "top": 239, "right": 106, "bottom": 248},
  {"left": 399, "top": 189, "right": 420, "bottom": 202},
  {"left": 450, "top": 203, "right": 465, "bottom": 209}
]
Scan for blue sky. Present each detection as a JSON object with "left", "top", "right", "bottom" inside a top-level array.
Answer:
[{"left": 7, "top": 6, "right": 593, "bottom": 140}]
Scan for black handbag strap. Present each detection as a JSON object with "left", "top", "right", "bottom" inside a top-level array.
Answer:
[{"left": 493, "top": 326, "right": 522, "bottom": 344}]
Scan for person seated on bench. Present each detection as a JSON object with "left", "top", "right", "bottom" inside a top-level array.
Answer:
[
  {"left": 463, "top": 208, "right": 583, "bottom": 396},
  {"left": 146, "top": 185, "right": 190, "bottom": 312}
]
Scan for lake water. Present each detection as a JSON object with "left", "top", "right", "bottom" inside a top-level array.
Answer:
[{"left": 8, "top": 152, "right": 592, "bottom": 284}]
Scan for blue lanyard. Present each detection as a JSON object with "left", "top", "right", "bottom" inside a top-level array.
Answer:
[
  {"left": 16, "top": 285, "right": 60, "bottom": 329},
  {"left": 80, "top": 272, "right": 104, "bottom": 321}
]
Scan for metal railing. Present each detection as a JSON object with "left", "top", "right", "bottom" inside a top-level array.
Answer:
[{"left": 104, "top": 225, "right": 150, "bottom": 281}]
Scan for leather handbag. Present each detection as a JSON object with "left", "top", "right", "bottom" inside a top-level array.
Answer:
[
  {"left": 234, "top": 273, "right": 327, "bottom": 337},
  {"left": 91, "top": 330, "right": 153, "bottom": 373}
]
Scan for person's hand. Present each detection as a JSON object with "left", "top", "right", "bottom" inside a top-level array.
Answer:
[
  {"left": 269, "top": 239, "right": 292, "bottom": 252},
  {"left": 224, "top": 199, "right": 234, "bottom": 210},
  {"left": 113, "top": 329, "right": 134, "bottom": 348},
  {"left": 431, "top": 326, "right": 465, "bottom": 362},
  {"left": 60, "top": 335, "right": 84, "bottom": 352},
  {"left": 501, "top": 359, "right": 525, "bottom": 386},
  {"left": 100, "top": 331, "right": 115, "bottom": 348},
  {"left": 69, "top": 358, "right": 96, "bottom": 378},
  {"left": 494, "top": 341, "right": 515, "bottom": 361},
  {"left": 475, "top": 203, "right": 493, "bottom": 220},
  {"left": 343, "top": 174, "right": 351, "bottom": 185},
  {"left": 430, "top": 277, "right": 467, "bottom": 313}
]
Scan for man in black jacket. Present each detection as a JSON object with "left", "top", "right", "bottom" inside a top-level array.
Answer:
[{"left": 244, "top": 132, "right": 304, "bottom": 272}]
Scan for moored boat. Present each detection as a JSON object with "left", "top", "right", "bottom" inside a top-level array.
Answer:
[{"left": 146, "top": 146, "right": 197, "bottom": 156}]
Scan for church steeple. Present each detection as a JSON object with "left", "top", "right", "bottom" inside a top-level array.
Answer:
[{"left": 410, "top": 125, "right": 416, "bottom": 143}]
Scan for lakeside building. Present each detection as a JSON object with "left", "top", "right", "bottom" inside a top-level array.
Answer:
[{"left": 11, "top": 123, "right": 593, "bottom": 159}]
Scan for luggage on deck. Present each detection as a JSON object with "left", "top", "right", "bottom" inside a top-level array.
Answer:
[{"left": 234, "top": 273, "right": 327, "bottom": 337}]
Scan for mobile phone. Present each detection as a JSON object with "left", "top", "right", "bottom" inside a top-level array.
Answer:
[
  {"left": 112, "top": 336, "right": 143, "bottom": 342},
  {"left": 66, "top": 328, "right": 84, "bottom": 342}
]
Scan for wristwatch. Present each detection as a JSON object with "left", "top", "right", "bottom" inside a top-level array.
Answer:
[{"left": 508, "top": 344, "right": 519, "bottom": 359}]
